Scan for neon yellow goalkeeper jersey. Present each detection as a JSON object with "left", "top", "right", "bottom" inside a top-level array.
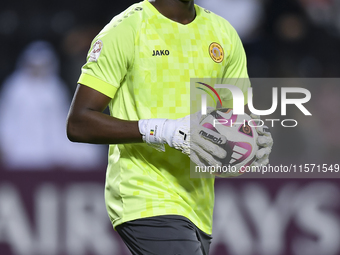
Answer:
[{"left": 78, "top": 0, "right": 248, "bottom": 235}]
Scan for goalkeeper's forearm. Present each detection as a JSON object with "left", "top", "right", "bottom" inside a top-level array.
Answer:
[
  {"left": 67, "top": 110, "right": 143, "bottom": 144},
  {"left": 67, "top": 85, "right": 176, "bottom": 146}
]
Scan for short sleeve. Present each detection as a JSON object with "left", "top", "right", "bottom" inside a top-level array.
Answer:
[
  {"left": 219, "top": 25, "right": 250, "bottom": 108},
  {"left": 78, "top": 22, "right": 135, "bottom": 98},
  {"left": 224, "top": 26, "right": 248, "bottom": 79}
]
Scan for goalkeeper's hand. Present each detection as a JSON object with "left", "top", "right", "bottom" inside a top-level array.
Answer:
[
  {"left": 138, "top": 112, "right": 227, "bottom": 166},
  {"left": 250, "top": 114, "right": 273, "bottom": 167}
]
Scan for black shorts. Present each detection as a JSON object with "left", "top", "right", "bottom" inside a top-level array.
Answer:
[{"left": 116, "top": 215, "right": 212, "bottom": 255}]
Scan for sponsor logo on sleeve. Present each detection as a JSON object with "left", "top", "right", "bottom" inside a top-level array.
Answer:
[{"left": 89, "top": 40, "right": 103, "bottom": 62}]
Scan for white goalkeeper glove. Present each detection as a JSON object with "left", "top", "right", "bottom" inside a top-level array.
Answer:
[
  {"left": 250, "top": 114, "right": 273, "bottom": 167},
  {"left": 138, "top": 112, "right": 227, "bottom": 166}
]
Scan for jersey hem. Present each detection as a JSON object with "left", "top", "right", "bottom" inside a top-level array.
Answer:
[
  {"left": 111, "top": 212, "right": 212, "bottom": 235},
  {"left": 78, "top": 73, "right": 118, "bottom": 98}
]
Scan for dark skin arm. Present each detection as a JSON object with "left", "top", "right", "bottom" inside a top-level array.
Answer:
[{"left": 66, "top": 84, "right": 142, "bottom": 144}]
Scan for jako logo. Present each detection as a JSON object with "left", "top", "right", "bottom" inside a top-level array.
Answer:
[{"left": 152, "top": 50, "right": 170, "bottom": 56}]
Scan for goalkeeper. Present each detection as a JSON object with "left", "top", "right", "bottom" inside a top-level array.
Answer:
[{"left": 66, "top": 0, "right": 273, "bottom": 254}]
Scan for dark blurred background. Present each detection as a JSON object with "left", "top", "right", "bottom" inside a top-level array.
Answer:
[
  {"left": 1, "top": 1, "right": 340, "bottom": 255},
  {"left": 2, "top": 0, "right": 340, "bottom": 92},
  {"left": 0, "top": 0, "right": 137, "bottom": 96}
]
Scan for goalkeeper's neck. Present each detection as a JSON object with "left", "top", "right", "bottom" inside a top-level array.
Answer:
[{"left": 148, "top": 0, "right": 196, "bottom": 25}]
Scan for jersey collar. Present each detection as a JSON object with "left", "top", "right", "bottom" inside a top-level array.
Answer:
[{"left": 143, "top": 0, "right": 201, "bottom": 27}]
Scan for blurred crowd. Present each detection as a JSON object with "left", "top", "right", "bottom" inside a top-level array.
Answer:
[
  {"left": 0, "top": 41, "right": 105, "bottom": 170},
  {"left": 0, "top": 0, "right": 339, "bottom": 171}
]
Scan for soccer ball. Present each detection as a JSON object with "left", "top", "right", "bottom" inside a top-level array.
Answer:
[{"left": 199, "top": 108, "right": 259, "bottom": 177}]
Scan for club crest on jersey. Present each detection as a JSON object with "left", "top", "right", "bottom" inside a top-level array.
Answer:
[
  {"left": 209, "top": 42, "right": 224, "bottom": 63},
  {"left": 152, "top": 50, "right": 170, "bottom": 56},
  {"left": 89, "top": 40, "right": 103, "bottom": 62}
]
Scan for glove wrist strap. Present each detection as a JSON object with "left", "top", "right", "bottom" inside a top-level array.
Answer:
[{"left": 138, "top": 119, "right": 168, "bottom": 152}]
